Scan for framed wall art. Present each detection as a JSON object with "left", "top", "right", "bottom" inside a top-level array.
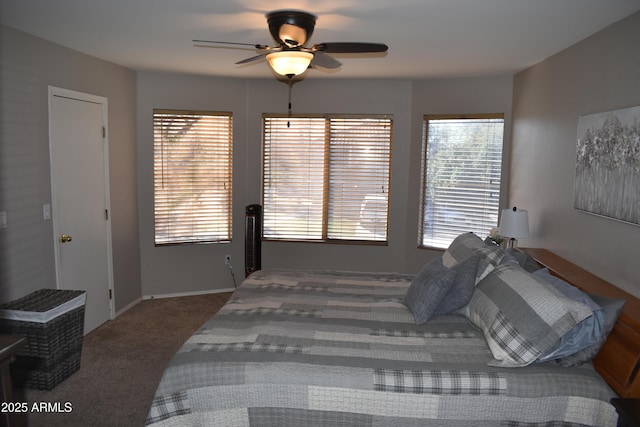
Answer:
[{"left": 574, "top": 105, "right": 640, "bottom": 226}]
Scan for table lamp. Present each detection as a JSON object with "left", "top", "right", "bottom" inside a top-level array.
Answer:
[{"left": 499, "top": 207, "right": 529, "bottom": 248}]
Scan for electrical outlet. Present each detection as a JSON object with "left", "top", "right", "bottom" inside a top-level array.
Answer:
[{"left": 224, "top": 254, "right": 232, "bottom": 266}]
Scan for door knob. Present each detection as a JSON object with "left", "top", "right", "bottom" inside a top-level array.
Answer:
[{"left": 60, "top": 234, "right": 73, "bottom": 243}]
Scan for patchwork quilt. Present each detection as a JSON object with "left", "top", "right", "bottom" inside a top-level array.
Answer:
[{"left": 146, "top": 270, "right": 618, "bottom": 426}]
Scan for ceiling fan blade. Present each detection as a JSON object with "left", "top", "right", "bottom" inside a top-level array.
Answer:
[
  {"left": 235, "top": 54, "right": 266, "bottom": 65},
  {"left": 313, "top": 42, "right": 388, "bottom": 54},
  {"left": 310, "top": 52, "right": 342, "bottom": 69},
  {"left": 193, "top": 40, "right": 269, "bottom": 50}
]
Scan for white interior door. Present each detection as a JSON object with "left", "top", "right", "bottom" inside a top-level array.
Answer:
[{"left": 49, "top": 87, "right": 113, "bottom": 335}]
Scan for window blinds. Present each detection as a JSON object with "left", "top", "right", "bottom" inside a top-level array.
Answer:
[
  {"left": 419, "top": 115, "right": 504, "bottom": 249},
  {"left": 153, "top": 110, "right": 233, "bottom": 245},
  {"left": 262, "top": 115, "right": 392, "bottom": 242}
]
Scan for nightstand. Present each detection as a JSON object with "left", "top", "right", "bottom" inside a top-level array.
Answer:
[
  {"left": 611, "top": 398, "right": 640, "bottom": 427},
  {"left": 0, "top": 334, "right": 27, "bottom": 427}
]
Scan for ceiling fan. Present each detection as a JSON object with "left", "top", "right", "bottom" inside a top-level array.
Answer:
[{"left": 193, "top": 10, "right": 389, "bottom": 77}]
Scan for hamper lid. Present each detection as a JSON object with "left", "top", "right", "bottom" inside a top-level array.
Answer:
[{"left": 0, "top": 289, "right": 86, "bottom": 323}]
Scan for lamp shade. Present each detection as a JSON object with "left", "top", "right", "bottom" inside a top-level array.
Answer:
[
  {"left": 499, "top": 208, "right": 529, "bottom": 239},
  {"left": 266, "top": 51, "right": 313, "bottom": 76}
]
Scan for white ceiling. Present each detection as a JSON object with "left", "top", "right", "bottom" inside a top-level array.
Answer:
[{"left": 2, "top": 0, "right": 640, "bottom": 80}]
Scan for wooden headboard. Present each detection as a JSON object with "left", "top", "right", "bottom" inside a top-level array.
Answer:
[{"left": 522, "top": 248, "right": 640, "bottom": 398}]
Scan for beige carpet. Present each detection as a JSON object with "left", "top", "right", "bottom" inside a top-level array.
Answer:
[{"left": 12, "top": 292, "right": 232, "bottom": 427}]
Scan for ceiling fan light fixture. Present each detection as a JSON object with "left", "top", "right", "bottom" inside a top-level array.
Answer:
[{"left": 266, "top": 51, "right": 313, "bottom": 76}]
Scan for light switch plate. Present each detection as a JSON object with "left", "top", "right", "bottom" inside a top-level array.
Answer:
[{"left": 0, "top": 211, "right": 7, "bottom": 228}]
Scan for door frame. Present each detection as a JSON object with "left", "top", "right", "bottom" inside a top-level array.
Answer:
[{"left": 48, "top": 86, "right": 115, "bottom": 323}]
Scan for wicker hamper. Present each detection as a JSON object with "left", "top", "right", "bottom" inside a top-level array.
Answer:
[{"left": 0, "top": 289, "right": 86, "bottom": 390}]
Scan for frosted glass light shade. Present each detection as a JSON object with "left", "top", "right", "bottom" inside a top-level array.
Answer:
[{"left": 266, "top": 51, "right": 313, "bottom": 76}]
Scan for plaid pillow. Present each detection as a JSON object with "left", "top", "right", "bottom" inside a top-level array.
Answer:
[
  {"left": 473, "top": 245, "right": 506, "bottom": 285},
  {"left": 462, "top": 263, "right": 594, "bottom": 367},
  {"left": 442, "top": 232, "right": 485, "bottom": 268}
]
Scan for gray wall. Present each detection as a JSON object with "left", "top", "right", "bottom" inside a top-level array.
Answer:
[
  {"left": 137, "top": 73, "right": 514, "bottom": 296},
  {"left": 510, "top": 11, "right": 640, "bottom": 298},
  {"left": 136, "top": 72, "right": 249, "bottom": 296},
  {"left": 0, "top": 26, "right": 141, "bottom": 312}
]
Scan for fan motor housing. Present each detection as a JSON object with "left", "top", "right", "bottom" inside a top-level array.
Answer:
[{"left": 266, "top": 10, "right": 317, "bottom": 47}]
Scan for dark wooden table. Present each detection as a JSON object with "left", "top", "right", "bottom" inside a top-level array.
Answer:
[
  {"left": 0, "top": 335, "right": 27, "bottom": 427},
  {"left": 611, "top": 398, "right": 640, "bottom": 427}
]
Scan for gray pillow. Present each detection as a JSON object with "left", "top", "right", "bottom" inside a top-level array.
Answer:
[
  {"left": 442, "top": 232, "right": 484, "bottom": 268},
  {"left": 435, "top": 254, "right": 480, "bottom": 314},
  {"left": 553, "top": 293, "right": 625, "bottom": 367},
  {"left": 505, "top": 248, "right": 541, "bottom": 273},
  {"left": 461, "top": 263, "right": 594, "bottom": 367},
  {"left": 534, "top": 268, "right": 605, "bottom": 363},
  {"left": 404, "top": 257, "right": 456, "bottom": 324}
]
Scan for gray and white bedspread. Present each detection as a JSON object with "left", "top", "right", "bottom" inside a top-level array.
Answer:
[{"left": 146, "top": 270, "right": 618, "bottom": 426}]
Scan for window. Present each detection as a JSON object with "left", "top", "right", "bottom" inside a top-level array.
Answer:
[
  {"left": 419, "top": 114, "right": 504, "bottom": 249},
  {"left": 153, "top": 110, "right": 232, "bottom": 245},
  {"left": 262, "top": 114, "right": 393, "bottom": 243}
]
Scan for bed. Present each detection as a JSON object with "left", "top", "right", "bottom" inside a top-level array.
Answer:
[{"left": 146, "top": 236, "right": 640, "bottom": 426}]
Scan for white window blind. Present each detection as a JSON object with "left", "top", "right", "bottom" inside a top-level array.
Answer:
[
  {"left": 419, "top": 115, "right": 504, "bottom": 249},
  {"left": 153, "top": 110, "right": 232, "bottom": 245},
  {"left": 263, "top": 114, "right": 392, "bottom": 243}
]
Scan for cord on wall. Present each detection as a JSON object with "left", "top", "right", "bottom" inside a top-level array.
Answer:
[
  {"left": 228, "top": 266, "right": 237, "bottom": 289},
  {"left": 225, "top": 255, "right": 237, "bottom": 289}
]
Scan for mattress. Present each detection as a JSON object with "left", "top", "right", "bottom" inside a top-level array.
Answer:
[{"left": 146, "top": 269, "right": 618, "bottom": 426}]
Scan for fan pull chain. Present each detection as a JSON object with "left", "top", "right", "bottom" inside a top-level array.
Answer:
[{"left": 287, "top": 75, "right": 293, "bottom": 128}]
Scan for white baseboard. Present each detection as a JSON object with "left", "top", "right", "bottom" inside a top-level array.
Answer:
[
  {"left": 143, "top": 288, "right": 236, "bottom": 300},
  {"left": 114, "top": 296, "right": 142, "bottom": 318},
  {"left": 113, "top": 289, "right": 234, "bottom": 319}
]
